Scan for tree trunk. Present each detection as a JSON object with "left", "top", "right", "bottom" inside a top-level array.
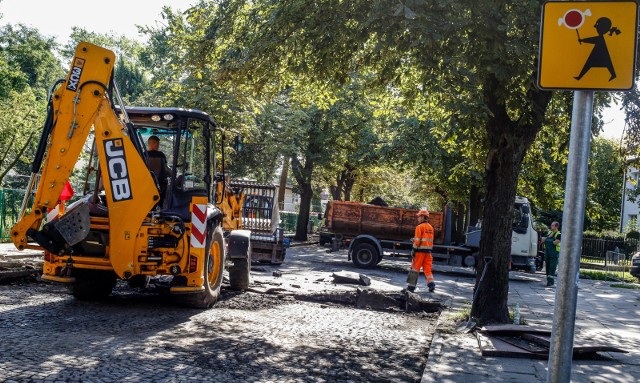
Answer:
[
  {"left": 470, "top": 75, "right": 552, "bottom": 325},
  {"left": 469, "top": 185, "right": 482, "bottom": 227},
  {"left": 0, "top": 132, "right": 34, "bottom": 186},
  {"left": 291, "top": 157, "right": 314, "bottom": 241},
  {"left": 331, "top": 172, "right": 344, "bottom": 200},
  {"left": 454, "top": 202, "right": 466, "bottom": 243},
  {"left": 295, "top": 182, "right": 313, "bottom": 241},
  {"left": 343, "top": 170, "right": 356, "bottom": 201},
  {"left": 277, "top": 157, "right": 289, "bottom": 211},
  {"left": 471, "top": 140, "right": 518, "bottom": 324}
]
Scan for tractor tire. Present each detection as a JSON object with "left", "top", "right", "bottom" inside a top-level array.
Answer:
[
  {"left": 351, "top": 242, "right": 379, "bottom": 269},
  {"left": 183, "top": 225, "right": 225, "bottom": 308},
  {"left": 69, "top": 269, "right": 117, "bottom": 301},
  {"left": 229, "top": 256, "right": 251, "bottom": 291}
]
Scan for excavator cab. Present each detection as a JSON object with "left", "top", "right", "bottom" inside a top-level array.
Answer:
[{"left": 123, "top": 107, "right": 215, "bottom": 219}]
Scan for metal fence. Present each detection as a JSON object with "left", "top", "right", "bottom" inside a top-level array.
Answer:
[{"left": 580, "top": 236, "right": 638, "bottom": 266}]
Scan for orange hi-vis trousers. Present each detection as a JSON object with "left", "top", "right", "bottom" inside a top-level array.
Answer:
[{"left": 411, "top": 252, "right": 434, "bottom": 285}]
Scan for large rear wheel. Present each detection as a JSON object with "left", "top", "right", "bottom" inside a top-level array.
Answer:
[
  {"left": 183, "top": 225, "right": 225, "bottom": 308},
  {"left": 351, "top": 242, "right": 379, "bottom": 269}
]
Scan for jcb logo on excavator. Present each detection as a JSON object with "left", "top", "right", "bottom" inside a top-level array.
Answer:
[
  {"left": 103, "top": 139, "right": 133, "bottom": 202},
  {"left": 65, "top": 58, "right": 85, "bottom": 92}
]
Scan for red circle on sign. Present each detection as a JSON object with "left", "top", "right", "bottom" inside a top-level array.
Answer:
[{"left": 564, "top": 10, "right": 583, "bottom": 28}]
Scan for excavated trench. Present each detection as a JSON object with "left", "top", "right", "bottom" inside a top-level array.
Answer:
[
  {"left": 1, "top": 250, "right": 444, "bottom": 316},
  {"left": 217, "top": 284, "right": 443, "bottom": 316}
]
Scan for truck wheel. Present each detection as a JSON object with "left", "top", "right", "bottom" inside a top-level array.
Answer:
[
  {"left": 229, "top": 256, "right": 251, "bottom": 290},
  {"left": 352, "top": 243, "right": 379, "bottom": 269},
  {"left": 69, "top": 269, "right": 117, "bottom": 301},
  {"left": 184, "top": 225, "right": 225, "bottom": 308}
]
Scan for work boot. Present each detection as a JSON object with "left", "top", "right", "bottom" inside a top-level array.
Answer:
[
  {"left": 407, "top": 285, "right": 416, "bottom": 293},
  {"left": 428, "top": 282, "right": 435, "bottom": 293}
]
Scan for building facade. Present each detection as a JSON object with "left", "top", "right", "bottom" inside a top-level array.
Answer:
[{"left": 620, "top": 166, "right": 640, "bottom": 232}]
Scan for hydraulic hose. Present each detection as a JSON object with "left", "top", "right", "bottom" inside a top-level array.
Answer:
[{"left": 31, "top": 79, "right": 65, "bottom": 173}]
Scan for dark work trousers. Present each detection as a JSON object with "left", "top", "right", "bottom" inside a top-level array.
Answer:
[{"left": 545, "top": 254, "right": 559, "bottom": 286}]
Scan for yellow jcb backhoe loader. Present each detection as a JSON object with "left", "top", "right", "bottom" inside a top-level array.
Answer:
[{"left": 10, "top": 42, "right": 251, "bottom": 308}]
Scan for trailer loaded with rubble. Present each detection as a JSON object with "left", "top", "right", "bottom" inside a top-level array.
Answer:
[{"left": 320, "top": 197, "right": 539, "bottom": 272}]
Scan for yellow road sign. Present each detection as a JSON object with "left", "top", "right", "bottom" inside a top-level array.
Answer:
[{"left": 538, "top": 1, "right": 638, "bottom": 90}]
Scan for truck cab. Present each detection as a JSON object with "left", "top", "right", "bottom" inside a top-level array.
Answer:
[
  {"left": 465, "top": 196, "right": 538, "bottom": 271},
  {"left": 509, "top": 196, "right": 539, "bottom": 271}
]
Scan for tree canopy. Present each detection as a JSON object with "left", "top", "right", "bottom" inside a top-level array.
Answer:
[{"left": 0, "top": 0, "right": 630, "bottom": 325}]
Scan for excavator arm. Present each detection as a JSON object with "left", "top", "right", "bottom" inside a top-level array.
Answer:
[{"left": 11, "top": 43, "right": 158, "bottom": 278}]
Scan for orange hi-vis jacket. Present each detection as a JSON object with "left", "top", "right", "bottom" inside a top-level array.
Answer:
[{"left": 413, "top": 222, "right": 434, "bottom": 253}]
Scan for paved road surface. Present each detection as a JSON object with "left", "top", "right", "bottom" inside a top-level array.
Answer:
[{"left": 0, "top": 244, "right": 438, "bottom": 383}]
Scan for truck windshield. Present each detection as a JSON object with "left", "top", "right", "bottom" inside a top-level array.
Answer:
[{"left": 512, "top": 203, "right": 530, "bottom": 234}]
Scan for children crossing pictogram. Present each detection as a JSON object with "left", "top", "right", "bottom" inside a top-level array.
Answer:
[
  {"left": 572, "top": 15, "right": 621, "bottom": 81},
  {"left": 538, "top": 1, "right": 638, "bottom": 91}
]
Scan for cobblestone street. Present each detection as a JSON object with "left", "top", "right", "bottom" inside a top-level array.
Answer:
[{"left": 0, "top": 245, "right": 440, "bottom": 383}]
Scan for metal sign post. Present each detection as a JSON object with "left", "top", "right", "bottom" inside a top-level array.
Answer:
[
  {"left": 537, "top": 2, "right": 638, "bottom": 381},
  {"left": 546, "top": 90, "right": 593, "bottom": 383}
]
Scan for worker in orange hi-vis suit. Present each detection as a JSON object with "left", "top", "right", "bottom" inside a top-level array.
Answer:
[{"left": 406, "top": 209, "right": 435, "bottom": 293}]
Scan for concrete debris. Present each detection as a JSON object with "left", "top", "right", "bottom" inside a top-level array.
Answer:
[
  {"left": 331, "top": 270, "right": 371, "bottom": 286},
  {"left": 404, "top": 290, "right": 442, "bottom": 313},
  {"left": 476, "top": 324, "right": 628, "bottom": 359},
  {"left": 295, "top": 289, "right": 443, "bottom": 313},
  {"left": 0, "top": 253, "right": 43, "bottom": 282},
  {"left": 355, "top": 289, "right": 399, "bottom": 310}
]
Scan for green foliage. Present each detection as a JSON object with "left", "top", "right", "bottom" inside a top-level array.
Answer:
[
  {"left": 0, "top": 87, "right": 46, "bottom": 186},
  {"left": 62, "top": 28, "right": 151, "bottom": 103},
  {"left": 582, "top": 230, "right": 624, "bottom": 240},
  {"left": 0, "top": 49, "right": 28, "bottom": 99},
  {"left": 623, "top": 217, "right": 638, "bottom": 234},
  {"left": 350, "top": 167, "right": 427, "bottom": 208},
  {"left": 585, "top": 138, "right": 624, "bottom": 230},
  {"left": 0, "top": 24, "right": 64, "bottom": 99},
  {"left": 528, "top": 137, "right": 623, "bottom": 232},
  {"left": 580, "top": 270, "right": 637, "bottom": 284},
  {"left": 609, "top": 283, "right": 640, "bottom": 289},
  {"left": 626, "top": 230, "right": 640, "bottom": 240}
]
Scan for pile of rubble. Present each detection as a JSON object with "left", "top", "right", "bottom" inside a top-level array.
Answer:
[{"left": 0, "top": 245, "right": 42, "bottom": 282}]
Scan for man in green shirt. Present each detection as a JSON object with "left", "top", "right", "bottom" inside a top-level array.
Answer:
[{"left": 540, "top": 221, "right": 561, "bottom": 287}]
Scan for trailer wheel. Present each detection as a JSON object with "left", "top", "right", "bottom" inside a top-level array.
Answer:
[
  {"left": 352, "top": 242, "right": 379, "bottom": 269},
  {"left": 183, "top": 225, "right": 225, "bottom": 308},
  {"left": 69, "top": 269, "right": 117, "bottom": 301},
  {"left": 229, "top": 256, "right": 251, "bottom": 290}
]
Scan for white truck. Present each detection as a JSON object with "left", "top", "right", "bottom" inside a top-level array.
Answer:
[{"left": 465, "top": 196, "right": 539, "bottom": 272}]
